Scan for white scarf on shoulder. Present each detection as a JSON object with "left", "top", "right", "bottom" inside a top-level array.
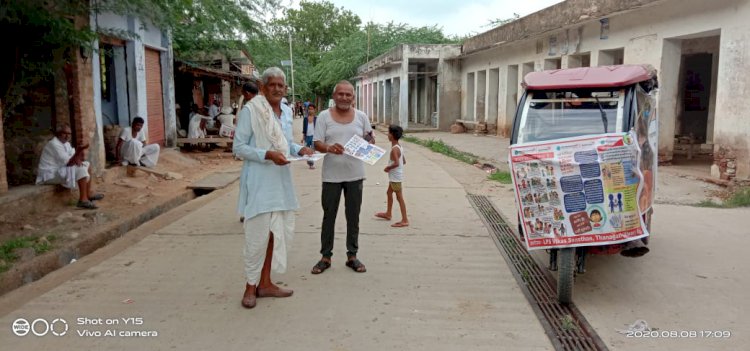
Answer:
[{"left": 246, "top": 95, "right": 289, "bottom": 156}]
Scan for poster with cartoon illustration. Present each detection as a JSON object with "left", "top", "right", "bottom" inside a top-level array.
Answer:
[
  {"left": 510, "top": 132, "right": 649, "bottom": 250},
  {"left": 343, "top": 134, "right": 386, "bottom": 165}
]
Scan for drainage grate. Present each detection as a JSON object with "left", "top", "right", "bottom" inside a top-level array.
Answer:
[{"left": 467, "top": 194, "right": 608, "bottom": 351}]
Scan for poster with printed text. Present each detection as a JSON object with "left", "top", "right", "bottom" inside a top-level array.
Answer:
[
  {"left": 343, "top": 134, "right": 386, "bottom": 165},
  {"left": 510, "top": 132, "right": 649, "bottom": 250}
]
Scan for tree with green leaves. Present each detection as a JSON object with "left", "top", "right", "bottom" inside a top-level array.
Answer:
[
  {"left": 0, "top": 0, "right": 277, "bottom": 119},
  {"left": 248, "top": 0, "right": 362, "bottom": 100},
  {"left": 272, "top": 0, "right": 361, "bottom": 66},
  {"left": 248, "top": 1, "right": 457, "bottom": 101},
  {"left": 310, "top": 22, "right": 459, "bottom": 97}
]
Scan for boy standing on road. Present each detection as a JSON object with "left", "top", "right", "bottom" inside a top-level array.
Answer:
[
  {"left": 301, "top": 104, "right": 318, "bottom": 169},
  {"left": 375, "top": 125, "right": 409, "bottom": 228}
]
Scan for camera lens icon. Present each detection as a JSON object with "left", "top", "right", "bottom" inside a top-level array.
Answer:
[
  {"left": 12, "top": 318, "right": 30, "bottom": 337},
  {"left": 12, "top": 318, "right": 68, "bottom": 337}
]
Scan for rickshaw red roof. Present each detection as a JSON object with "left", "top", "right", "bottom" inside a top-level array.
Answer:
[{"left": 523, "top": 65, "right": 655, "bottom": 90}]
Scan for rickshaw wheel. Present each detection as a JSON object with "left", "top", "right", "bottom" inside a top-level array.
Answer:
[{"left": 557, "top": 248, "right": 575, "bottom": 305}]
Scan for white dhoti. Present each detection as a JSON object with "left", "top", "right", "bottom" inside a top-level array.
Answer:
[
  {"left": 38, "top": 161, "right": 90, "bottom": 189},
  {"left": 243, "top": 210, "right": 295, "bottom": 285},
  {"left": 120, "top": 140, "right": 160, "bottom": 168}
]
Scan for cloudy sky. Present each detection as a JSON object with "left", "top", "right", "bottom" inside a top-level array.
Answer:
[{"left": 285, "top": 0, "right": 564, "bottom": 37}]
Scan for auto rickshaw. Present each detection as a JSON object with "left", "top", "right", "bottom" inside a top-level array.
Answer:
[{"left": 509, "top": 65, "right": 658, "bottom": 304}]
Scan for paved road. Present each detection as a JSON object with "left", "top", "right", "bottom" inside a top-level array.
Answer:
[
  {"left": 413, "top": 130, "right": 748, "bottom": 351},
  {"left": 0, "top": 123, "right": 552, "bottom": 350}
]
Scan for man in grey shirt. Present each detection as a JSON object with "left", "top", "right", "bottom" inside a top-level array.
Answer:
[{"left": 311, "top": 80, "right": 373, "bottom": 274}]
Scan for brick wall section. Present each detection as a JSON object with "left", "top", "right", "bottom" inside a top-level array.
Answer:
[
  {"left": 65, "top": 15, "right": 102, "bottom": 174},
  {"left": 714, "top": 145, "right": 737, "bottom": 181},
  {"left": 0, "top": 103, "right": 7, "bottom": 193},
  {"left": 76, "top": 56, "right": 96, "bottom": 146},
  {"left": 54, "top": 67, "right": 71, "bottom": 127}
]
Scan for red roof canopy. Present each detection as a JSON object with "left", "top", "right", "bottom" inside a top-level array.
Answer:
[{"left": 523, "top": 64, "right": 655, "bottom": 90}]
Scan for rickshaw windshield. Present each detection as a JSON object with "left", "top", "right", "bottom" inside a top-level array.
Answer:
[{"left": 516, "top": 90, "right": 625, "bottom": 144}]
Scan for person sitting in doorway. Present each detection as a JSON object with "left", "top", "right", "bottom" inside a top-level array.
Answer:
[
  {"left": 116, "top": 117, "right": 160, "bottom": 168},
  {"left": 36, "top": 124, "right": 104, "bottom": 209}
]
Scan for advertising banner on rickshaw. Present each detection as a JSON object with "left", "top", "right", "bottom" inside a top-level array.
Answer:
[{"left": 510, "top": 132, "right": 650, "bottom": 250}]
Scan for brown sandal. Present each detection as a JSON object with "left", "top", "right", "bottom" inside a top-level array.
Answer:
[
  {"left": 345, "top": 258, "right": 367, "bottom": 273},
  {"left": 311, "top": 260, "right": 331, "bottom": 274}
]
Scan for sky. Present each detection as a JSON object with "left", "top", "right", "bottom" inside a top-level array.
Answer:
[{"left": 285, "top": 0, "right": 565, "bottom": 37}]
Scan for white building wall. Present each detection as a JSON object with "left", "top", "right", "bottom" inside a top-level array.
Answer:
[
  {"left": 459, "top": 0, "right": 750, "bottom": 177},
  {"left": 93, "top": 13, "right": 173, "bottom": 145}
]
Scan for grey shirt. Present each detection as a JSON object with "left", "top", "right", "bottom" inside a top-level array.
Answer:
[{"left": 314, "top": 108, "right": 372, "bottom": 183}]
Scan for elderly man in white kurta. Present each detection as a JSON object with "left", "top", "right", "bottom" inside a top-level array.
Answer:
[
  {"left": 116, "top": 117, "right": 160, "bottom": 167},
  {"left": 233, "top": 67, "right": 313, "bottom": 309},
  {"left": 36, "top": 124, "right": 104, "bottom": 209}
]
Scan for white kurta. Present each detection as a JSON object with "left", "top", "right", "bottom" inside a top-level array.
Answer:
[
  {"left": 36, "top": 137, "right": 89, "bottom": 189},
  {"left": 188, "top": 114, "right": 207, "bottom": 139},
  {"left": 119, "top": 127, "right": 160, "bottom": 167},
  {"left": 233, "top": 99, "right": 303, "bottom": 285}
]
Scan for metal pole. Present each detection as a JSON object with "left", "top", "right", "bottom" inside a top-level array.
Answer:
[{"left": 288, "top": 32, "right": 295, "bottom": 107}]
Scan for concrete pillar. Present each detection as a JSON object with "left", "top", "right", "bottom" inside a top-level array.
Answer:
[
  {"left": 380, "top": 81, "right": 386, "bottom": 124},
  {"left": 713, "top": 28, "right": 750, "bottom": 178},
  {"left": 706, "top": 50, "right": 719, "bottom": 145},
  {"left": 437, "top": 57, "right": 462, "bottom": 131},
  {"left": 368, "top": 82, "right": 374, "bottom": 118},
  {"left": 467, "top": 72, "right": 476, "bottom": 121},
  {"left": 368, "top": 82, "right": 373, "bottom": 118},
  {"left": 221, "top": 57, "right": 231, "bottom": 108},
  {"left": 419, "top": 76, "right": 428, "bottom": 124},
  {"left": 408, "top": 78, "right": 419, "bottom": 123},
  {"left": 384, "top": 79, "right": 392, "bottom": 123},
  {"left": 0, "top": 103, "right": 7, "bottom": 193},
  {"left": 505, "top": 65, "right": 519, "bottom": 136},
  {"left": 161, "top": 30, "right": 177, "bottom": 147},
  {"left": 87, "top": 33, "right": 106, "bottom": 175},
  {"left": 477, "top": 70, "right": 487, "bottom": 123},
  {"left": 374, "top": 81, "right": 378, "bottom": 122},
  {"left": 399, "top": 59, "right": 409, "bottom": 129},
  {"left": 657, "top": 39, "right": 681, "bottom": 162},
  {"left": 113, "top": 46, "right": 129, "bottom": 127},
  {"left": 391, "top": 78, "right": 400, "bottom": 125},
  {"left": 126, "top": 17, "right": 148, "bottom": 125},
  {"left": 427, "top": 76, "right": 437, "bottom": 127}
]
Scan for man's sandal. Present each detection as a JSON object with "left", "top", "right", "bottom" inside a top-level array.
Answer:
[
  {"left": 311, "top": 260, "right": 331, "bottom": 274},
  {"left": 76, "top": 200, "right": 98, "bottom": 209},
  {"left": 345, "top": 258, "right": 367, "bottom": 273},
  {"left": 90, "top": 193, "right": 105, "bottom": 201}
]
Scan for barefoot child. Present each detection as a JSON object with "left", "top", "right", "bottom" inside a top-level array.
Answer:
[{"left": 375, "top": 125, "right": 409, "bottom": 227}]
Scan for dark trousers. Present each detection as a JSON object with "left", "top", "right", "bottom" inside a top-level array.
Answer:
[{"left": 320, "top": 180, "right": 363, "bottom": 258}]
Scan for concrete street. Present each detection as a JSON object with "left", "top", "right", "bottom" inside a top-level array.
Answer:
[
  {"left": 0, "top": 120, "right": 551, "bottom": 350},
  {"left": 412, "top": 130, "right": 749, "bottom": 351},
  {"left": 1, "top": 119, "right": 748, "bottom": 351}
]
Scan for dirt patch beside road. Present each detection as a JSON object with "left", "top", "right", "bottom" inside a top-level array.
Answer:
[{"left": 0, "top": 148, "right": 241, "bottom": 293}]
